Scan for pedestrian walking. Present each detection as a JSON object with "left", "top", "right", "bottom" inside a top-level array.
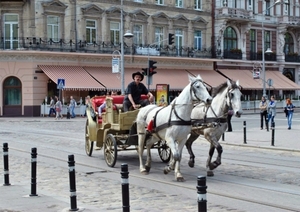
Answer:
[
  {"left": 48, "top": 96, "right": 56, "bottom": 117},
  {"left": 55, "top": 97, "right": 63, "bottom": 120},
  {"left": 70, "top": 96, "right": 77, "bottom": 118},
  {"left": 259, "top": 96, "right": 268, "bottom": 130},
  {"left": 267, "top": 95, "right": 277, "bottom": 128},
  {"left": 285, "top": 98, "right": 295, "bottom": 130}
]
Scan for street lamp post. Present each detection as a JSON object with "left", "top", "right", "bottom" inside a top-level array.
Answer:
[
  {"left": 120, "top": 0, "right": 125, "bottom": 95},
  {"left": 262, "top": 0, "right": 288, "bottom": 97},
  {"left": 120, "top": 0, "right": 133, "bottom": 95}
]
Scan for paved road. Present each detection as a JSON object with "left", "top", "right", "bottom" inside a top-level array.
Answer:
[{"left": 0, "top": 110, "right": 299, "bottom": 212}]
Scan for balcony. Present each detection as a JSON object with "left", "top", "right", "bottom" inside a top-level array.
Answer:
[
  {"left": 0, "top": 37, "right": 212, "bottom": 59},
  {"left": 285, "top": 54, "right": 300, "bottom": 63},
  {"left": 249, "top": 51, "right": 277, "bottom": 61},
  {"left": 223, "top": 49, "right": 242, "bottom": 60}
]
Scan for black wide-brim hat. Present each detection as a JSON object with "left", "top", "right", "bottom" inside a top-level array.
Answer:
[{"left": 132, "top": 71, "right": 144, "bottom": 81}]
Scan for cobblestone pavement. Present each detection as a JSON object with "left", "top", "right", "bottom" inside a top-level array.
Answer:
[{"left": 0, "top": 115, "right": 299, "bottom": 212}]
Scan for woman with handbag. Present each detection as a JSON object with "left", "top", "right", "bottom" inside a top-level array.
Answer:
[
  {"left": 259, "top": 96, "right": 268, "bottom": 130},
  {"left": 267, "top": 95, "right": 277, "bottom": 129},
  {"left": 55, "top": 97, "right": 63, "bottom": 120},
  {"left": 285, "top": 98, "right": 295, "bottom": 130}
]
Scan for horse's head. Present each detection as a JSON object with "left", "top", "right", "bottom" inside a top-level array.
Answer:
[
  {"left": 189, "top": 74, "right": 212, "bottom": 105},
  {"left": 227, "top": 79, "right": 243, "bottom": 117}
]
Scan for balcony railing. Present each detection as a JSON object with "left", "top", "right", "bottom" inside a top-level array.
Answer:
[
  {"left": 249, "top": 51, "right": 277, "bottom": 61},
  {"left": 285, "top": 54, "right": 300, "bottom": 63},
  {"left": 0, "top": 37, "right": 212, "bottom": 59},
  {"left": 223, "top": 50, "right": 242, "bottom": 59}
]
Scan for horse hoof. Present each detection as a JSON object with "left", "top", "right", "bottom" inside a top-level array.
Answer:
[
  {"left": 207, "top": 170, "right": 214, "bottom": 177},
  {"left": 141, "top": 170, "right": 149, "bottom": 175},
  {"left": 145, "top": 166, "right": 151, "bottom": 172},
  {"left": 188, "top": 161, "right": 194, "bottom": 168},
  {"left": 163, "top": 169, "right": 169, "bottom": 175},
  {"left": 176, "top": 177, "right": 185, "bottom": 182}
]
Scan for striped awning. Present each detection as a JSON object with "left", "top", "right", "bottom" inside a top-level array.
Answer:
[
  {"left": 84, "top": 66, "right": 221, "bottom": 91},
  {"left": 38, "top": 65, "right": 105, "bottom": 90},
  {"left": 218, "top": 69, "right": 300, "bottom": 90},
  {"left": 265, "top": 70, "right": 300, "bottom": 90}
]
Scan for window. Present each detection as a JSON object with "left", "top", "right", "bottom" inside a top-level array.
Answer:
[
  {"left": 154, "top": 27, "right": 163, "bottom": 47},
  {"left": 133, "top": 24, "right": 143, "bottom": 46},
  {"left": 86, "top": 20, "right": 96, "bottom": 44},
  {"left": 250, "top": 29, "right": 256, "bottom": 53},
  {"left": 231, "top": 0, "right": 237, "bottom": 8},
  {"left": 110, "top": 22, "right": 120, "bottom": 45},
  {"left": 195, "top": 0, "right": 201, "bottom": 10},
  {"left": 264, "top": 31, "right": 270, "bottom": 50},
  {"left": 265, "top": 1, "right": 271, "bottom": 16},
  {"left": 156, "top": 0, "right": 164, "bottom": 5},
  {"left": 194, "top": 31, "right": 202, "bottom": 50},
  {"left": 176, "top": 0, "right": 183, "bottom": 8},
  {"left": 134, "top": 0, "right": 143, "bottom": 2},
  {"left": 3, "top": 77, "right": 21, "bottom": 105},
  {"left": 47, "top": 16, "right": 59, "bottom": 42},
  {"left": 284, "top": 33, "right": 294, "bottom": 54},
  {"left": 175, "top": 29, "right": 183, "bottom": 56},
  {"left": 223, "top": 27, "right": 238, "bottom": 50},
  {"left": 4, "top": 14, "right": 19, "bottom": 49}
]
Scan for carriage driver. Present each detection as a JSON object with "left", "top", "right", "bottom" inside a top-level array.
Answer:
[{"left": 123, "top": 71, "right": 154, "bottom": 112}]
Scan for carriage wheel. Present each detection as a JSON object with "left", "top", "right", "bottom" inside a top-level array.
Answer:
[
  {"left": 85, "top": 119, "right": 94, "bottom": 156},
  {"left": 104, "top": 134, "right": 117, "bottom": 167},
  {"left": 158, "top": 140, "right": 171, "bottom": 163}
]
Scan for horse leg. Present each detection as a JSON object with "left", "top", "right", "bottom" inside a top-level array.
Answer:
[
  {"left": 164, "top": 154, "right": 175, "bottom": 175},
  {"left": 210, "top": 144, "right": 223, "bottom": 169},
  {"left": 174, "top": 141, "right": 185, "bottom": 182},
  {"left": 206, "top": 144, "right": 215, "bottom": 177},
  {"left": 185, "top": 132, "right": 198, "bottom": 168},
  {"left": 137, "top": 122, "right": 148, "bottom": 174},
  {"left": 145, "top": 137, "right": 157, "bottom": 172}
]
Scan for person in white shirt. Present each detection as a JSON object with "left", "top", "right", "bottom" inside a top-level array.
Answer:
[{"left": 98, "top": 91, "right": 117, "bottom": 118}]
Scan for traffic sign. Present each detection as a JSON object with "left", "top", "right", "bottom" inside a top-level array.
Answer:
[{"left": 57, "top": 79, "right": 65, "bottom": 89}]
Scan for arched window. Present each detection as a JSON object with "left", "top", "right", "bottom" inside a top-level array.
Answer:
[
  {"left": 284, "top": 33, "right": 294, "bottom": 54},
  {"left": 223, "top": 27, "right": 238, "bottom": 51},
  {"left": 3, "top": 77, "right": 21, "bottom": 105}
]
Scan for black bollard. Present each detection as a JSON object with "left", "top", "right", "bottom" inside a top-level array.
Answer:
[
  {"left": 197, "top": 176, "right": 207, "bottom": 212},
  {"left": 3, "top": 143, "right": 10, "bottom": 186},
  {"left": 121, "top": 163, "right": 130, "bottom": 212},
  {"left": 222, "top": 133, "right": 225, "bottom": 141},
  {"left": 68, "top": 155, "right": 78, "bottom": 211},
  {"left": 243, "top": 121, "right": 247, "bottom": 144},
  {"left": 30, "top": 148, "right": 38, "bottom": 196},
  {"left": 271, "top": 122, "right": 275, "bottom": 146}
]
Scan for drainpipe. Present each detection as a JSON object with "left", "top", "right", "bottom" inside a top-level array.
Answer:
[{"left": 211, "top": 0, "right": 216, "bottom": 59}]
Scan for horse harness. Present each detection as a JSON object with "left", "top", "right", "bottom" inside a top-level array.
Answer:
[
  {"left": 148, "top": 79, "right": 206, "bottom": 137},
  {"left": 191, "top": 86, "right": 237, "bottom": 130}
]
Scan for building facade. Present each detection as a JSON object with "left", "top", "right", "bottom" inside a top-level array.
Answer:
[
  {"left": 0, "top": 0, "right": 299, "bottom": 117},
  {"left": 214, "top": 0, "right": 300, "bottom": 100}
]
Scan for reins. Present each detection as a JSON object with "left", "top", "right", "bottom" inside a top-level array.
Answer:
[{"left": 151, "top": 79, "right": 206, "bottom": 134}]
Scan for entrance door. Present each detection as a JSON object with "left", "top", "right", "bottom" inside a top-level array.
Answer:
[{"left": 3, "top": 77, "right": 22, "bottom": 116}]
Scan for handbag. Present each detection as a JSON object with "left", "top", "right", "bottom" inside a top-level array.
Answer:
[
  {"left": 284, "top": 108, "right": 288, "bottom": 117},
  {"left": 56, "top": 107, "right": 61, "bottom": 112}
]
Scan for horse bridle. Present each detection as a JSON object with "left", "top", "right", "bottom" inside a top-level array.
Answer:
[{"left": 190, "top": 79, "right": 207, "bottom": 104}]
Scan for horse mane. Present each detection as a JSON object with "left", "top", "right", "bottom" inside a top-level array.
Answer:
[{"left": 212, "top": 80, "right": 238, "bottom": 97}]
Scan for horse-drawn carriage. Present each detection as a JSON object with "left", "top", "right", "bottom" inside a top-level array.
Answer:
[{"left": 85, "top": 94, "right": 171, "bottom": 167}]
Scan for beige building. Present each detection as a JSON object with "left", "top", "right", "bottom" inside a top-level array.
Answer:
[
  {"left": 0, "top": 0, "right": 215, "bottom": 116},
  {"left": 1, "top": 0, "right": 299, "bottom": 117}
]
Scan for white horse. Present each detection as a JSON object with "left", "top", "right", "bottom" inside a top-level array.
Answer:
[
  {"left": 136, "top": 75, "right": 212, "bottom": 182},
  {"left": 185, "top": 79, "right": 243, "bottom": 176}
]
